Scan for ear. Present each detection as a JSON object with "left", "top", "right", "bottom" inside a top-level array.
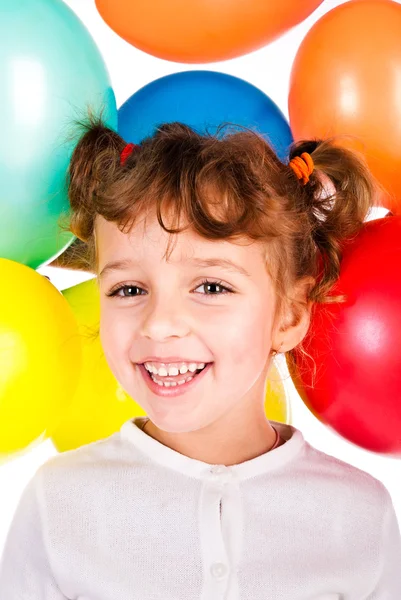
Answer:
[{"left": 272, "top": 276, "right": 315, "bottom": 353}]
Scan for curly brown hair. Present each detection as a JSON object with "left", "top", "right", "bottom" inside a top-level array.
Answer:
[{"left": 58, "top": 111, "right": 377, "bottom": 374}]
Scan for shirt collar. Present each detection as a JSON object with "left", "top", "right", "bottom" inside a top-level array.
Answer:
[{"left": 120, "top": 417, "right": 305, "bottom": 482}]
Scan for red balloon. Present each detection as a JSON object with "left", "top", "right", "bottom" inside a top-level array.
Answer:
[
  {"left": 95, "top": 0, "right": 323, "bottom": 63},
  {"left": 289, "top": 0, "right": 401, "bottom": 215},
  {"left": 290, "top": 216, "right": 401, "bottom": 455}
]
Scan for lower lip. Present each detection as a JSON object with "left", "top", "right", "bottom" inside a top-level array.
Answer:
[{"left": 137, "top": 363, "right": 212, "bottom": 398}]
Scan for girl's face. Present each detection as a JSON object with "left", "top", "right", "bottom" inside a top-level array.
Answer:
[{"left": 96, "top": 213, "right": 280, "bottom": 436}]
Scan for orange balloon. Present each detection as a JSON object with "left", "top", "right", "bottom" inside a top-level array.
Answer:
[
  {"left": 95, "top": 0, "right": 323, "bottom": 63},
  {"left": 289, "top": 0, "right": 401, "bottom": 215}
]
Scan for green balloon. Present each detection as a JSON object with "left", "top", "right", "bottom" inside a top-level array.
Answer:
[{"left": 0, "top": 0, "right": 117, "bottom": 268}]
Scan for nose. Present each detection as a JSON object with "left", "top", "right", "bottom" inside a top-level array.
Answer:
[{"left": 140, "top": 292, "right": 190, "bottom": 341}]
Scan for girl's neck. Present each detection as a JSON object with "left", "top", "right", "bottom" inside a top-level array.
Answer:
[{"left": 140, "top": 415, "right": 282, "bottom": 466}]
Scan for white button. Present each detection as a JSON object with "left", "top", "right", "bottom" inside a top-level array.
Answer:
[
  {"left": 210, "top": 562, "right": 228, "bottom": 580},
  {"left": 210, "top": 466, "right": 227, "bottom": 475},
  {"left": 208, "top": 465, "right": 233, "bottom": 484},
  {"left": 202, "top": 466, "right": 235, "bottom": 488}
]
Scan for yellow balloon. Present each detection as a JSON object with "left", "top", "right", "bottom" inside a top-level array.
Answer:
[
  {"left": 51, "top": 277, "right": 290, "bottom": 451},
  {"left": 51, "top": 278, "right": 146, "bottom": 452},
  {"left": 0, "top": 259, "right": 81, "bottom": 463},
  {"left": 265, "top": 358, "right": 292, "bottom": 425}
]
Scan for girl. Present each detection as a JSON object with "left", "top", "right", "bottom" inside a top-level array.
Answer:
[{"left": 1, "top": 117, "right": 400, "bottom": 599}]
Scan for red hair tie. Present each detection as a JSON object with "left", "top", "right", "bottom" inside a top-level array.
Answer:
[{"left": 120, "top": 142, "right": 140, "bottom": 166}]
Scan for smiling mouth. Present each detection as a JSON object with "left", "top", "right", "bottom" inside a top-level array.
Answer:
[{"left": 136, "top": 361, "right": 213, "bottom": 395}]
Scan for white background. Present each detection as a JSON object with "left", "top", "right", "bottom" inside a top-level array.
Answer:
[{"left": 1, "top": 0, "right": 400, "bottom": 551}]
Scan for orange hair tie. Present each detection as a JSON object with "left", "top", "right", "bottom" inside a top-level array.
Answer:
[{"left": 289, "top": 152, "right": 314, "bottom": 185}]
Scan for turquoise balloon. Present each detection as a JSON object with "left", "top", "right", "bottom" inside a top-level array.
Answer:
[{"left": 0, "top": 0, "right": 117, "bottom": 268}]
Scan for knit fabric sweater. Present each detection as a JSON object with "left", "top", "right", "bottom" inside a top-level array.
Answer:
[{"left": 0, "top": 417, "right": 400, "bottom": 600}]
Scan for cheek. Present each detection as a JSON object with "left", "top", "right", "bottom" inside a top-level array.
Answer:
[
  {"left": 99, "top": 309, "right": 132, "bottom": 364},
  {"left": 206, "top": 302, "right": 273, "bottom": 368}
]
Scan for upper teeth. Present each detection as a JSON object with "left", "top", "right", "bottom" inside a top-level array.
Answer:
[{"left": 144, "top": 362, "right": 205, "bottom": 376}]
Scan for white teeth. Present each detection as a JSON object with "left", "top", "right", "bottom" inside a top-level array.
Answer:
[
  {"left": 156, "top": 366, "right": 168, "bottom": 376},
  {"left": 144, "top": 361, "right": 206, "bottom": 376},
  {"left": 143, "top": 361, "right": 208, "bottom": 388},
  {"left": 152, "top": 374, "right": 194, "bottom": 387}
]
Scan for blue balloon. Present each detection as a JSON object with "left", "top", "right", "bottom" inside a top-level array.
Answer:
[{"left": 118, "top": 71, "right": 293, "bottom": 162}]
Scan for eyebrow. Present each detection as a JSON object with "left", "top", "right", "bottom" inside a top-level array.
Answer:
[{"left": 98, "top": 257, "right": 252, "bottom": 280}]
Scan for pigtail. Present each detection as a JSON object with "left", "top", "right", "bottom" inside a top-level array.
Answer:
[
  {"left": 67, "top": 111, "right": 125, "bottom": 243},
  {"left": 289, "top": 138, "right": 377, "bottom": 304}
]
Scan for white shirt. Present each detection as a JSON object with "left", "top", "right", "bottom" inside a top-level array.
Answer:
[{"left": 1, "top": 417, "right": 400, "bottom": 600}]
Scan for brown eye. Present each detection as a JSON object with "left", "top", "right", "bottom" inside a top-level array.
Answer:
[
  {"left": 194, "top": 279, "right": 234, "bottom": 297},
  {"left": 107, "top": 285, "right": 144, "bottom": 298}
]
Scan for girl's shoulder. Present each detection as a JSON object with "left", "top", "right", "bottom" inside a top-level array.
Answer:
[{"left": 301, "top": 441, "right": 389, "bottom": 507}]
